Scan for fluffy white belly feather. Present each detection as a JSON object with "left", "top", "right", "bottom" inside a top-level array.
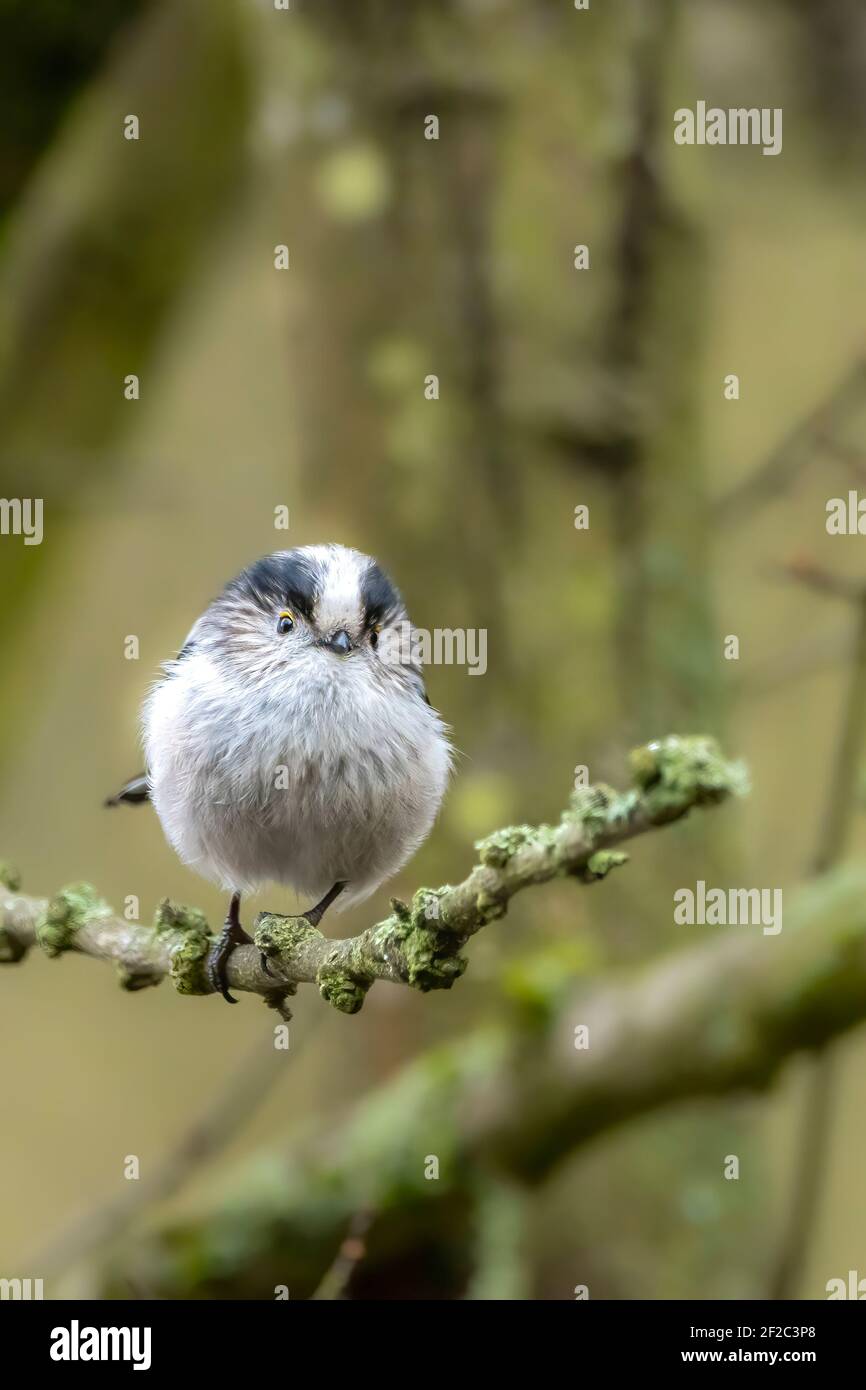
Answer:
[{"left": 143, "top": 650, "right": 450, "bottom": 905}]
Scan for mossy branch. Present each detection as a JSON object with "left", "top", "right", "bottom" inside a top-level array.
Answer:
[
  {"left": 0, "top": 735, "right": 746, "bottom": 1017},
  {"left": 100, "top": 861, "right": 866, "bottom": 1300}
]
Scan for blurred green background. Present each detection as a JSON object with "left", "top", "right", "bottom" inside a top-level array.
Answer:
[{"left": 1, "top": 0, "right": 865, "bottom": 1300}]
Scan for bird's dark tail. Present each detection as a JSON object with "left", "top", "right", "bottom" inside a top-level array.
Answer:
[{"left": 105, "top": 774, "right": 150, "bottom": 807}]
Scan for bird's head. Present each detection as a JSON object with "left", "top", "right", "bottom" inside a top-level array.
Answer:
[{"left": 188, "top": 544, "right": 424, "bottom": 698}]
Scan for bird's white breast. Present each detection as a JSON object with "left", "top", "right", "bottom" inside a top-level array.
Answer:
[{"left": 143, "top": 649, "right": 450, "bottom": 906}]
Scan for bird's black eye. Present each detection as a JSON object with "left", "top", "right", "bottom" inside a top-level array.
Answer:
[
  {"left": 370, "top": 624, "right": 381, "bottom": 649},
  {"left": 277, "top": 610, "right": 295, "bottom": 635}
]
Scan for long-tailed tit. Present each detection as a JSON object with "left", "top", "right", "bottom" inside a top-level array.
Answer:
[{"left": 108, "top": 544, "right": 451, "bottom": 1001}]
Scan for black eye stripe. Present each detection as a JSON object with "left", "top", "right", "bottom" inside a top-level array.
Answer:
[
  {"left": 228, "top": 552, "right": 319, "bottom": 621},
  {"left": 360, "top": 560, "right": 400, "bottom": 627}
]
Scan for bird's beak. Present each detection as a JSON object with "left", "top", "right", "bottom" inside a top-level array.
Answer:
[{"left": 319, "top": 629, "right": 353, "bottom": 655}]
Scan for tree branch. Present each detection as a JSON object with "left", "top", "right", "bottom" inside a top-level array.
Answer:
[
  {"left": 714, "top": 357, "right": 866, "bottom": 520},
  {"left": 768, "top": 571, "right": 866, "bottom": 1297},
  {"left": 0, "top": 734, "right": 746, "bottom": 1017},
  {"left": 97, "top": 860, "right": 866, "bottom": 1299}
]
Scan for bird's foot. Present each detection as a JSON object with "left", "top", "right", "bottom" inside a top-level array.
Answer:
[
  {"left": 302, "top": 880, "right": 347, "bottom": 928},
  {"left": 207, "top": 893, "right": 253, "bottom": 1004},
  {"left": 249, "top": 885, "right": 349, "bottom": 986}
]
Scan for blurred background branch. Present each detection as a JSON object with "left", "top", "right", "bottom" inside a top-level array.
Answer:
[
  {"left": 768, "top": 569, "right": 866, "bottom": 1298},
  {"left": 96, "top": 859, "right": 866, "bottom": 1299}
]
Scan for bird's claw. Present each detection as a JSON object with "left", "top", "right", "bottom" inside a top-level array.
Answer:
[
  {"left": 207, "top": 930, "right": 239, "bottom": 1003},
  {"left": 207, "top": 900, "right": 252, "bottom": 1004}
]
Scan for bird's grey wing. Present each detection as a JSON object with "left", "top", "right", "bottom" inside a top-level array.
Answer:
[
  {"left": 105, "top": 636, "right": 196, "bottom": 808},
  {"left": 105, "top": 773, "right": 150, "bottom": 807}
]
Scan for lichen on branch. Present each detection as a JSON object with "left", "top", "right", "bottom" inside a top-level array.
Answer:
[
  {"left": 0, "top": 734, "right": 746, "bottom": 1016},
  {"left": 100, "top": 858, "right": 866, "bottom": 1301}
]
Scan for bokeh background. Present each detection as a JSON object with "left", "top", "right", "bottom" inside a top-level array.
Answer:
[{"left": 1, "top": 0, "right": 866, "bottom": 1300}]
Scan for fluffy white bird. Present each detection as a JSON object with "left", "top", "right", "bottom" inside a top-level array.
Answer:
[{"left": 108, "top": 544, "right": 452, "bottom": 1001}]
